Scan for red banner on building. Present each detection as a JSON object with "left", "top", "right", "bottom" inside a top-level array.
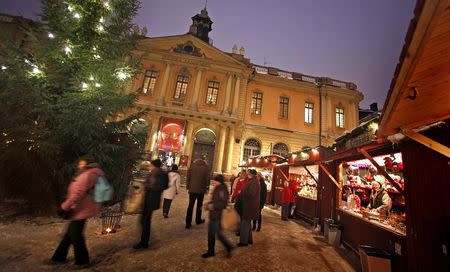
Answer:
[{"left": 156, "top": 118, "right": 186, "bottom": 153}]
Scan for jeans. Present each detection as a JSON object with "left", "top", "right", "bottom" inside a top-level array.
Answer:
[
  {"left": 52, "top": 220, "right": 89, "bottom": 265},
  {"left": 281, "top": 204, "right": 289, "bottom": 220},
  {"left": 162, "top": 198, "right": 172, "bottom": 216},
  {"left": 185, "top": 192, "right": 205, "bottom": 226},
  {"left": 239, "top": 219, "right": 253, "bottom": 245},
  {"left": 208, "top": 219, "right": 232, "bottom": 253}
]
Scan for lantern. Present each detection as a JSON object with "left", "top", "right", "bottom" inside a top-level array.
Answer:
[{"left": 100, "top": 207, "right": 123, "bottom": 235}]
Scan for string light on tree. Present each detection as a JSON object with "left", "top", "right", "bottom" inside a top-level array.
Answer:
[
  {"left": 48, "top": 32, "right": 55, "bottom": 39},
  {"left": 96, "top": 24, "right": 105, "bottom": 33},
  {"left": 94, "top": 54, "right": 101, "bottom": 59},
  {"left": 1, "top": 65, "right": 6, "bottom": 70},
  {"left": 73, "top": 12, "right": 81, "bottom": 19},
  {"left": 89, "top": 75, "right": 94, "bottom": 81},
  {"left": 116, "top": 68, "right": 131, "bottom": 80},
  {"left": 95, "top": 82, "right": 101, "bottom": 88},
  {"left": 81, "top": 82, "right": 88, "bottom": 90},
  {"left": 64, "top": 45, "right": 72, "bottom": 55},
  {"left": 99, "top": 17, "right": 105, "bottom": 23},
  {"left": 103, "top": 1, "right": 111, "bottom": 10}
]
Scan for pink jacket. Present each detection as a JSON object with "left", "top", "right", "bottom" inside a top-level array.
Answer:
[{"left": 61, "top": 167, "right": 104, "bottom": 220}]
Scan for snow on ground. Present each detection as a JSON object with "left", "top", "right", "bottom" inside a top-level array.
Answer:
[{"left": 0, "top": 189, "right": 359, "bottom": 272}]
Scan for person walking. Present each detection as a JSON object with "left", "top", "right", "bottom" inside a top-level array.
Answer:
[
  {"left": 162, "top": 164, "right": 181, "bottom": 218},
  {"left": 202, "top": 175, "right": 234, "bottom": 258},
  {"left": 281, "top": 181, "right": 292, "bottom": 221},
  {"left": 237, "top": 169, "right": 260, "bottom": 247},
  {"left": 252, "top": 173, "right": 267, "bottom": 231},
  {"left": 185, "top": 155, "right": 210, "bottom": 229},
  {"left": 50, "top": 156, "right": 103, "bottom": 267},
  {"left": 134, "top": 159, "right": 168, "bottom": 249}
]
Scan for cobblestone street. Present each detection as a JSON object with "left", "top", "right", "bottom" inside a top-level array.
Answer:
[{"left": 0, "top": 187, "right": 359, "bottom": 272}]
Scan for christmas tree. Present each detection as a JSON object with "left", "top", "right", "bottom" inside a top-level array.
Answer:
[{"left": 0, "top": 0, "right": 146, "bottom": 207}]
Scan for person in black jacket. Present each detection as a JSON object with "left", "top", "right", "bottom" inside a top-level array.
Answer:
[
  {"left": 202, "top": 175, "right": 234, "bottom": 258},
  {"left": 252, "top": 172, "right": 267, "bottom": 231},
  {"left": 133, "top": 159, "right": 168, "bottom": 249}
]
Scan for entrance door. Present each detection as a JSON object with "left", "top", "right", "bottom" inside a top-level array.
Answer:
[{"left": 191, "top": 128, "right": 216, "bottom": 172}]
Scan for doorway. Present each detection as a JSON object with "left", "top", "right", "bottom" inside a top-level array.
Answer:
[{"left": 191, "top": 128, "right": 216, "bottom": 171}]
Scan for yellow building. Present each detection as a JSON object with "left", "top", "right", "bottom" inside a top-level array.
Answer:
[{"left": 130, "top": 8, "right": 363, "bottom": 174}]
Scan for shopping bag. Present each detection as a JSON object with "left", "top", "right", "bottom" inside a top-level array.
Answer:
[
  {"left": 123, "top": 178, "right": 145, "bottom": 214},
  {"left": 221, "top": 206, "right": 240, "bottom": 231}
]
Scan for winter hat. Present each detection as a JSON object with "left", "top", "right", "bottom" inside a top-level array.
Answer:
[
  {"left": 249, "top": 169, "right": 257, "bottom": 176},
  {"left": 151, "top": 159, "right": 162, "bottom": 168},
  {"left": 213, "top": 174, "right": 225, "bottom": 184},
  {"left": 171, "top": 164, "right": 178, "bottom": 171}
]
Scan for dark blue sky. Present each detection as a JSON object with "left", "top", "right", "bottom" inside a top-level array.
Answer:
[{"left": 1, "top": 0, "right": 416, "bottom": 108}]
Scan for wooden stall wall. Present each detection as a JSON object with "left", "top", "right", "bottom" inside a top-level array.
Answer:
[
  {"left": 295, "top": 197, "right": 316, "bottom": 223},
  {"left": 317, "top": 160, "right": 338, "bottom": 231},
  {"left": 401, "top": 126, "right": 450, "bottom": 271},
  {"left": 271, "top": 166, "right": 289, "bottom": 205}
]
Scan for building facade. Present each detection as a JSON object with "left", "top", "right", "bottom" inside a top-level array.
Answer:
[{"left": 129, "top": 8, "right": 364, "bottom": 174}]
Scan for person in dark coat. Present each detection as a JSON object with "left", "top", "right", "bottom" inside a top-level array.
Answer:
[
  {"left": 134, "top": 159, "right": 168, "bottom": 249},
  {"left": 202, "top": 175, "right": 234, "bottom": 258},
  {"left": 252, "top": 173, "right": 267, "bottom": 231},
  {"left": 238, "top": 169, "right": 260, "bottom": 247},
  {"left": 185, "top": 156, "right": 210, "bottom": 229}
]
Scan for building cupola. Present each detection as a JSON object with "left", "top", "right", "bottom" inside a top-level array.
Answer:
[{"left": 188, "top": 7, "right": 213, "bottom": 43}]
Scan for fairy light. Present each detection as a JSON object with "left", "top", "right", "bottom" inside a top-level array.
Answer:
[
  {"left": 96, "top": 24, "right": 105, "bottom": 32},
  {"left": 24, "top": 59, "right": 30, "bottom": 64},
  {"left": 81, "top": 82, "right": 88, "bottom": 90},
  {"left": 67, "top": 5, "right": 73, "bottom": 12},
  {"left": 1, "top": 65, "right": 6, "bottom": 70},
  {"left": 93, "top": 46, "right": 97, "bottom": 51},
  {"left": 95, "top": 82, "right": 101, "bottom": 87},
  {"left": 103, "top": 1, "right": 111, "bottom": 9},
  {"left": 73, "top": 12, "right": 81, "bottom": 19},
  {"left": 89, "top": 75, "right": 94, "bottom": 81},
  {"left": 94, "top": 54, "right": 101, "bottom": 59},
  {"left": 48, "top": 32, "right": 55, "bottom": 39},
  {"left": 97, "top": 106, "right": 102, "bottom": 111},
  {"left": 116, "top": 70, "right": 130, "bottom": 80},
  {"left": 64, "top": 45, "right": 72, "bottom": 54},
  {"left": 99, "top": 17, "right": 105, "bottom": 23}
]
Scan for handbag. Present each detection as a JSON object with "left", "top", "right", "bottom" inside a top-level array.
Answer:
[{"left": 221, "top": 206, "right": 240, "bottom": 231}]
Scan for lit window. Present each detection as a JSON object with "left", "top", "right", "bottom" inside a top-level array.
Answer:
[
  {"left": 174, "top": 75, "right": 189, "bottom": 101},
  {"left": 251, "top": 92, "right": 263, "bottom": 115},
  {"left": 336, "top": 107, "right": 344, "bottom": 128},
  {"left": 305, "top": 102, "right": 314, "bottom": 124},
  {"left": 279, "top": 97, "right": 289, "bottom": 119},
  {"left": 142, "top": 70, "right": 158, "bottom": 94},
  {"left": 206, "top": 81, "right": 220, "bottom": 105},
  {"left": 243, "top": 139, "right": 261, "bottom": 162}
]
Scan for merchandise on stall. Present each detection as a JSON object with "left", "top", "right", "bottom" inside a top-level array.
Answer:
[
  {"left": 289, "top": 166, "right": 318, "bottom": 200},
  {"left": 338, "top": 152, "right": 406, "bottom": 235}
]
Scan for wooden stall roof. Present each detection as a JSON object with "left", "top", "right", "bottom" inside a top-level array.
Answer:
[{"left": 378, "top": 0, "right": 450, "bottom": 137}]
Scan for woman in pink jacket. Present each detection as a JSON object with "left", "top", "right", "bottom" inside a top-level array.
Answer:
[{"left": 51, "top": 156, "right": 103, "bottom": 267}]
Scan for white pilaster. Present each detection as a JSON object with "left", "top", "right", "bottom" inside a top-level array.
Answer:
[
  {"left": 225, "top": 126, "right": 235, "bottom": 173},
  {"left": 222, "top": 74, "right": 233, "bottom": 114},
  {"left": 190, "top": 69, "right": 203, "bottom": 110},
  {"left": 231, "top": 76, "right": 241, "bottom": 115},
  {"left": 214, "top": 126, "right": 227, "bottom": 173},
  {"left": 157, "top": 62, "right": 171, "bottom": 106}
]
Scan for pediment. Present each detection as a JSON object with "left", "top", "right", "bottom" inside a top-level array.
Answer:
[{"left": 139, "top": 34, "right": 247, "bottom": 67}]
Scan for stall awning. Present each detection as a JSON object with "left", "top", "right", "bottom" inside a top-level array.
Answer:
[{"left": 378, "top": 0, "right": 450, "bottom": 137}]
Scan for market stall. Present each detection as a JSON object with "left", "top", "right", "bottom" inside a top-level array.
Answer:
[
  {"left": 376, "top": 0, "right": 450, "bottom": 270},
  {"left": 240, "top": 154, "right": 286, "bottom": 205},
  {"left": 318, "top": 113, "right": 408, "bottom": 272}
]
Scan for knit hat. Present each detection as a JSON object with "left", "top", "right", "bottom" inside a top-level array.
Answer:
[
  {"left": 248, "top": 169, "right": 257, "bottom": 176},
  {"left": 151, "top": 159, "right": 162, "bottom": 168},
  {"left": 213, "top": 174, "right": 225, "bottom": 184}
]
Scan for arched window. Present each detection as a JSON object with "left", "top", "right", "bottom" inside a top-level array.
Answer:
[
  {"left": 273, "top": 143, "right": 289, "bottom": 158},
  {"left": 243, "top": 139, "right": 261, "bottom": 162}
]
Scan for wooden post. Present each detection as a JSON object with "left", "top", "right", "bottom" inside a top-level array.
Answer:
[
  {"left": 318, "top": 163, "right": 341, "bottom": 190},
  {"left": 402, "top": 128, "right": 450, "bottom": 159},
  {"left": 358, "top": 148, "right": 405, "bottom": 195}
]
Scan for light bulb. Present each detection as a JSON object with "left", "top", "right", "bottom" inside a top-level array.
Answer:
[
  {"left": 67, "top": 6, "right": 73, "bottom": 12},
  {"left": 116, "top": 70, "right": 130, "bottom": 80},
  {"left": 99, "top": 17, "right": 105, "bottom": 23},
  {"left": 81, "top": 82, "right": 88, "bottom": 90},
  {"left": 96, "top": 25, "right": 105, "bottom": 32},
  {"left": 64, "top": 45, "right": 72, "bottom": 54},
  {"left": 94, "top": 54, "right": 100, "bottom": 59},
  {"left": 97, "top": 106, "right": 102, "bottom": 111},
  {"left": 31, "top": 66, "right": 41, "bottom": 75},
  {"left": 1, "top": 65, "right": 6, "bottom": 70},
  {"left": 103, "top": 1, "right": 111, "bottom": 9},
  {"left": 95, "top": 82, "right": 101, "bottom": 87},
  {"left": 48, "top": 32, "right": 54, "bottom": 39},
  {"left": 89, "top": 75, "right": 94, "bottom": 81},
  {"left": 73, "top": 13, "right": 81, "bottom": 19}
]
